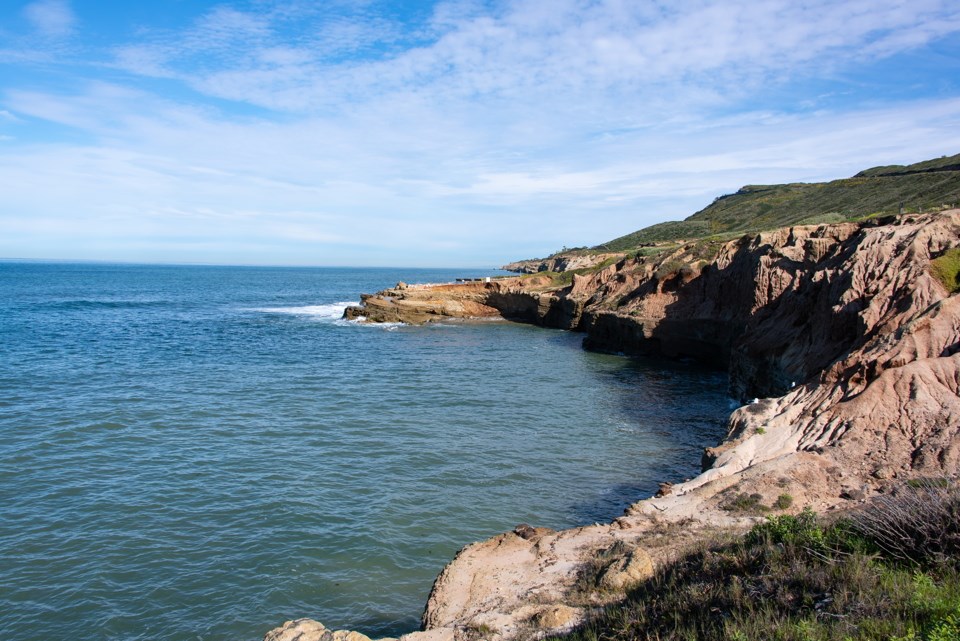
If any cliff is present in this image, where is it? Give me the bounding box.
[500,252,624,274]
[269,210,960,641]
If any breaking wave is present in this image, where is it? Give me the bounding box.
[253,301,358,320]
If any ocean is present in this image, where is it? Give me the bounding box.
[0,262,731,641]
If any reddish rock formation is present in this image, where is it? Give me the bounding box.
[410,212,960,640]
[501,252,624,274]
[276,211,960,641]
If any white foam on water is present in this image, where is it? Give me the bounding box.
[329,314,406,329]
[254,301,358,320]
[366,321,405,330]
[254,303,424,331]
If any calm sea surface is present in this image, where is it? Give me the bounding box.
[0,262,731,641]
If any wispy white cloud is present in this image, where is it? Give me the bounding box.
[1,0,960,265]
[2,82,959,264]
[22,0,75,38]
[104,0,960,118]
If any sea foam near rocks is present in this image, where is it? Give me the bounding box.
[254,302,359,320]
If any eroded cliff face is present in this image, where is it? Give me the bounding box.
[348,213,958,404]
[278,212,960,641]
[572,220,885,399]
[406,212,960,641]
[501,252,624,274]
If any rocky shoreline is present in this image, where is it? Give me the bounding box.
[267,211,960,641]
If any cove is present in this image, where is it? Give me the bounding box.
[0,263,731,640]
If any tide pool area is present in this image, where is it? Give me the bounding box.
[0,262,730,641]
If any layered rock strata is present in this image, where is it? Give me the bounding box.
[342,281,504,325]
[501,252,624,274]
[273,211,960,641]
[341,275,576,327]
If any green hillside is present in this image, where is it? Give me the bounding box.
[599,153,960,252]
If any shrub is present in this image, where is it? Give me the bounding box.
[550,495,960,641]
[721,492,768,514]
[909,477,952,489]
[930,248,960,293]
[746,508,822,548]
[654,259,686,280]
[850,479,960,566]
[774,493,794,510]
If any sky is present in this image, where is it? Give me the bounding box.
[1,1,959,267]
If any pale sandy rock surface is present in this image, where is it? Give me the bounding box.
[597,546,654,591]
[264,619,378,641]
[531,604,582,631]
[342,282,508,324]
[397,629,454,641]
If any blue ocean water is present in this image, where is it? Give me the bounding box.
[0,262,731,641]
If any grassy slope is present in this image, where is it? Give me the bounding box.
[599,153,960,252]
[553,483,960,641]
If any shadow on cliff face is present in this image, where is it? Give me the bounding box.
[723,235,865,399]
[581,225,875,401]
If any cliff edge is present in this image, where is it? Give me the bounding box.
[269,211,960,641]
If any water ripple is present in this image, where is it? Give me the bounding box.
[0,264,731,641]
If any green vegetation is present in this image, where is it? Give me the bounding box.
[466,622,496,639]
[930,248,960,294]
[598,153,960,252]
[720,492,769,514]
[909,478,953,489]
[553,482,960,641]
[608,220,713,249]
[774,493,794,510]
[855,154,960,177]
[634,244,680,258]
[655,259,689,281]
[519,256,622,287]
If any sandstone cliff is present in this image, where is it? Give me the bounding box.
[501,252,624,274]
[272,211,960,641]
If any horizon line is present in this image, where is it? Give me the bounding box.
[0,257,509,271]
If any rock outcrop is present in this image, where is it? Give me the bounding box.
[501,252,624,274]
[274,211,960,641]
[342,275,581,328]
[342,281,504,324]
[264,619,376,641]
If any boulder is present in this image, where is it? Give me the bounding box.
[263,619,375,641]
[597,547,655,591]
[531,604,581,631]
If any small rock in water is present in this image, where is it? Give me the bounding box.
[513,523,553,540]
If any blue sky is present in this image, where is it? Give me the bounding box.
[1,0,959,267]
